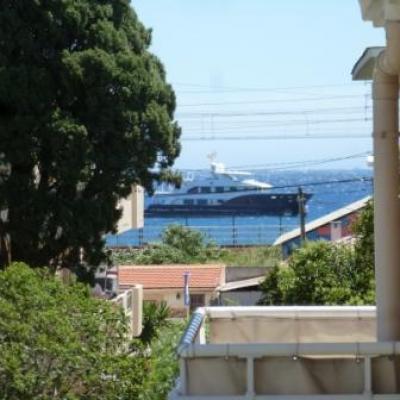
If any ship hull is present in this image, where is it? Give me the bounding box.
[145,193,312,217]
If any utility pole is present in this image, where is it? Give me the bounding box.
[297,187,306,243]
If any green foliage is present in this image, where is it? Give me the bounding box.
[139,322,183,400]
[259,205,376,306]
[0,262,183,399]
[259,239,375,306]
[113,224,224,264]
[0,1,180,276]
[162,225,208,257]
[140,301,171,345]
[257,265,286,305]
[0,262,137,399]
[218,245,281,267]
[351,200,375,293]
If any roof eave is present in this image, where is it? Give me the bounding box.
[352,46,384,81]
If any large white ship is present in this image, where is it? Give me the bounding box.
[145,161,312,217]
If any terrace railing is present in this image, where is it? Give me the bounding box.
[170,306,400,399]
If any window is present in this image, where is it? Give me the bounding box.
[197,199,208,205]
[183,199,194,205]
[126,292,132,309]
[201,187,211,193]
[216,187,224,193]
[190,294,205,312]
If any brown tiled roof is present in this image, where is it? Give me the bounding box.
[118,264,225,289]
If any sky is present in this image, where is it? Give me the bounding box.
[133,0,385,170]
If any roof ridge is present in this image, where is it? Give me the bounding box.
[118,264,225,269]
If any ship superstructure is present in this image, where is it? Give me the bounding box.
[145,162,312,217]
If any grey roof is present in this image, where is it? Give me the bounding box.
[218,276,265,292]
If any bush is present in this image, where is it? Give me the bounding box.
[0,263,182,399]
[259,240,375,306]
[0,263,143,399]
[351,200,374,294]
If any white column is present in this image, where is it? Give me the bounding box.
[373,66,400,340]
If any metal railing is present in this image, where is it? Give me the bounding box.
[106,223,296,247]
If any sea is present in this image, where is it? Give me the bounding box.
[106,169,373,247]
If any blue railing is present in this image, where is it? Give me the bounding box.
[106,223,296,247]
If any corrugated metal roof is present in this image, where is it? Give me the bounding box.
[274,196,371,246]
[118,264,225,290]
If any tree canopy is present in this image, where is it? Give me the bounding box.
[259,203,375,305]
[0,1,180,276]
[0,262,137,399]
[0,262,182,400]
[112,224,224,265]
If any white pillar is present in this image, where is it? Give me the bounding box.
[373,66,400,340]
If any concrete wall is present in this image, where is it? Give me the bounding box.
[220,291,262,306]
[209,316,376,344]
[225,267,269,282]
[116,185,144,233]
[186,356,365,396]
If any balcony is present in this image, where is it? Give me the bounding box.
[170,306,400,399]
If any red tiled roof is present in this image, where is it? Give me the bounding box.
[118,264,225,289]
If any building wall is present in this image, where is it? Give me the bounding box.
[282,211,360,257]
[116,185,144,233]
[226,267,269,282]
[220,291,262,306]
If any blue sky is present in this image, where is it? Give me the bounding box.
[134,0,385,170]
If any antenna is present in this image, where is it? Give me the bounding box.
[207,152,217,163]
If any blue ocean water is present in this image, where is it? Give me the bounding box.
[106,169,373,247]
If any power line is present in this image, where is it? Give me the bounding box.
[174,81,367,90]
[174,82,368,94]
[155,176,372,197]
[268,177,373,191]
[182,134,371,141]
[177,106,371,118]
[183,118,372,135]
[178,94,369,108]
[227,151,371,170]
[181,119,371,132]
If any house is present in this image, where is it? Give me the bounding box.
[169,1,400,398]
[274,196,371,257]
[218,276,265,305]
[118,264,225,316]
[217,266,270,306]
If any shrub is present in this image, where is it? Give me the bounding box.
[259,240,374,306]
[0,262,183,399]
[0,263,143,399]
